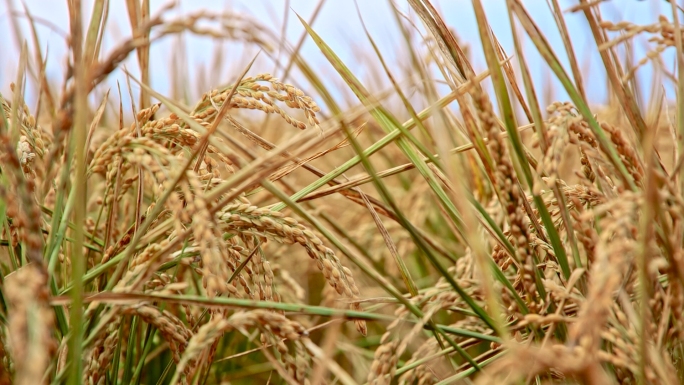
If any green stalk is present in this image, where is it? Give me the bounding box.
[67,0,87,382]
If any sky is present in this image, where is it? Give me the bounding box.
[0,0,677,115]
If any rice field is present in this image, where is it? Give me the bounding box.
[0,1,683,384]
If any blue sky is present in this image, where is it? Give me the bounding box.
[0,0,676,115]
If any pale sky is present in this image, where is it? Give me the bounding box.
[0,0,675,115]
